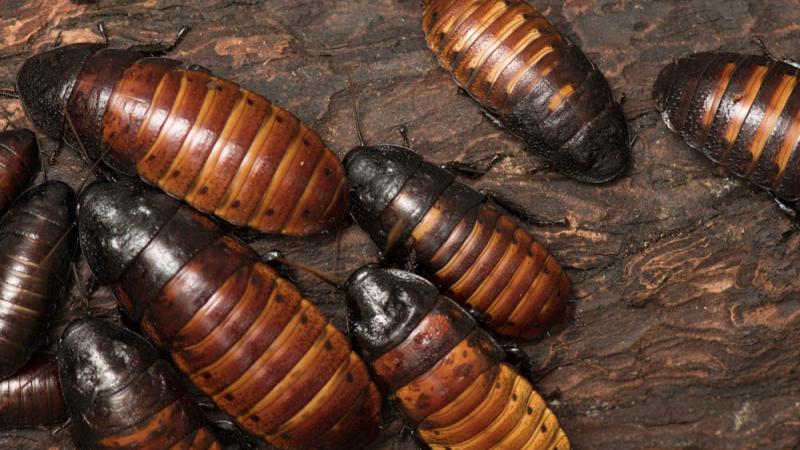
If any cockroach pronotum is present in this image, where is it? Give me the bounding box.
[16,42,349,236]
[0,129,40,212]
[58,319,222,449]
[0,181,77,378]
[0,356,65,428]
[420,0,630,183]
[345,143,569,339]
[346,266,570,450]
[654,51,800,201]
[78,181,381,450]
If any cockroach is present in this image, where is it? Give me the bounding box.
[654,51,800,202]
[345,143,570,339]
[346,266,571,450]
[0,181,77,378]
[16,41,349,236]
[58,319,222,449]
[0,129,40,212]
[78,181,381,450]
[0,356,65,428]
[420,0,629,183]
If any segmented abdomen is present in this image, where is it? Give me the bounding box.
[654,53,800,200]
[99,59,348,235]
[0,357,65,428]
[115,206,381,449]
[373,296,570,449]
[421,0,627,182]
[374,158,569,339]
[0,130,39,212]
[414,203,569,339]
[0,182,76,378]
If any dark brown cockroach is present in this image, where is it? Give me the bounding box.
[58,319,222,449]
[421,0,629,183]
[345,144,569,339]
[0,129,40,212]
[654,52,800,201]
[16,42,349,236]
[0,181,77,378]
[78,181,381,450]
[346,266,570,450]
[0,356,65,428]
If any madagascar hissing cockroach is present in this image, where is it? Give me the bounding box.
[78,181,381,450]
[16,42,349,236]
[654,52,800,201]
[0,129,40,212]
[345,144,569,339]
[0,356,65,428]
[0,181,77,378]
[420,0,630,183]
[58,319,222,449]
[346,266,570,450]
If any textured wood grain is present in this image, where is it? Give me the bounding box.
[1,0,799,449]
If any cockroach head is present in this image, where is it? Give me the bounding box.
[344,266,438,361]
[343,144,422,220]
[16,43,102,139]
[58,319,155,398]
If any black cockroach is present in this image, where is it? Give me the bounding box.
[0,129,40,213]
[16,39,349,236]
[0,181,77,378]
[78,181,382,449]
[654,50,800,201]
[421,0,629,183]
[0,355,65,428]
[58,319,222,449]
[345,140,570,339]
[346,266,570,449]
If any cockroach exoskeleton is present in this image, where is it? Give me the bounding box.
[0,355,65,429]
[58,319,223,449]
[654,50,800,204]
[345,142,570,340]
[78,181,381,450]
[16,39,349,236]
[346,266,571,450]
[0,181,77,378]
[0,129,40,213]
[420,0,630,183]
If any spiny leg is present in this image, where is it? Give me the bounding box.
[480,188,569,227]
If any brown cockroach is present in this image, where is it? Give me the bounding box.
[654,51,800,202]
[346,266,570,450]
[0,181,77,378]
[0,356,65,428]
[78,181,381,450]
[59,319,222,449]
[0,129,40,213]
[421,0,629,183]
[16,41,349,236]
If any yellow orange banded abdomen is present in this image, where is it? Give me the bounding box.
[100,60,348,236]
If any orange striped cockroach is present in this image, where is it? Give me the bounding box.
[654,49,800,203]
[420,0,630,183]
[346,266,571,450]
[345,136,570,339]
[59,319,222,449]
[78,181,382,449]
[16,37,349,236]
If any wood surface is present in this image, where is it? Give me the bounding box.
[0,0,799,449]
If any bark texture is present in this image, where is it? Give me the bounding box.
[0,0,799,449]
